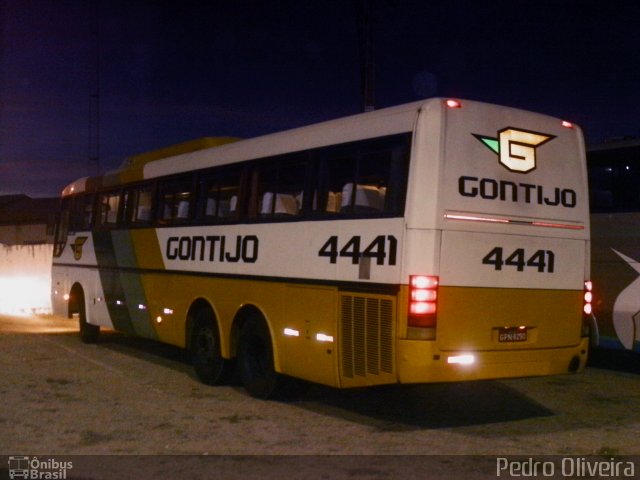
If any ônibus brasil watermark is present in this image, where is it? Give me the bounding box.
[8,456,73,479]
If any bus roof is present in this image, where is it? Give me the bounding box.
[588,137,640,152]
[60,98,574,196]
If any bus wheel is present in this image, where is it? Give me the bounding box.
[191,310,233,385]
[76,292,99,344]
[238,316,285,399]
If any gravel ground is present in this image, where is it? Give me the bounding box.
[1,314,639,478]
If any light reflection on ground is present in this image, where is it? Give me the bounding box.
[0,313,76,334]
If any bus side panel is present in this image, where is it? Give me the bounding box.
[281,285,339,387]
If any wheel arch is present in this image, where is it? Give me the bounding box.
[67,282,85,319]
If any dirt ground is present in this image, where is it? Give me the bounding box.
[1,314,639,479]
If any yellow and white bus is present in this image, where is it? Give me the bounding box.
[52,98,591,398]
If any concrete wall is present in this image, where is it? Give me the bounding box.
[0,244,53,314]
[0,223,53,245]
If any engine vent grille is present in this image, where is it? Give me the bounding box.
[341,295,394,381]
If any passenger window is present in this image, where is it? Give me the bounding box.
[158,177,194,224]
[199,169,242,222]
[123,184,154,225]
[98,191,121,225]
[254,158,307,219]
[316,135,409,216]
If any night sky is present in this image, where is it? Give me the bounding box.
[1,0,639,198]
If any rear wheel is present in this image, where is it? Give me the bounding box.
[191,309,234,385]
[238,316,307,399]
[238,316,283,399]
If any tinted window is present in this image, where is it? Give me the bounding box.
[97,191,121,226]
[198,168,242,222]
[253,157,308,219]
[123,184,154,225]
[158,176,194,224]
[314,134,410,217]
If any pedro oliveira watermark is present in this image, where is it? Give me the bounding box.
[496,457,636,478]
[8,456,73,479]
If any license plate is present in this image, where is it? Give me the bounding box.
[498,327,527,342]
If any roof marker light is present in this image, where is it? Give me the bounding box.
[445,99,462,108]
[561,120,574,128]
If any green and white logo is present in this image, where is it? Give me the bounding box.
[473,128,555,173]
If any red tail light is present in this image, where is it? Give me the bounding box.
[409,275,438,328]
[583,280,593,315]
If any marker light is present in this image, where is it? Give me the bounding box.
[447,354,475,365]
[561,120,574,128]
[445,99,462,109]
[408,275,438,328]
[316,333,334,343]
[284,328,300,337]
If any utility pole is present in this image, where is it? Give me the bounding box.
[356,0,375,112]
[89,1,101,177]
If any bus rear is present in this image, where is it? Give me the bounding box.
[398,99,590,383]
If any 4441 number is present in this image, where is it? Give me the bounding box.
[482,247,555,273]
[318,235,397,265]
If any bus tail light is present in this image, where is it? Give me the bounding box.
[583,280,593,316]
[408,275,438,328]
[582,280,593,339]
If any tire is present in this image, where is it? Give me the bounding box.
[238,316,284,399]
[191,309,234,385]
[76,291,99,344]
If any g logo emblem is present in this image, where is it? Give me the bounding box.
[70,236,88,261]
[474,128,555,173]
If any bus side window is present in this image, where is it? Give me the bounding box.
[318,154,355,215]
[158,176,194,224]
[198,169,242,222]
[253,157,307,219]
[123,184,154,225]
[53,198,70,257]
[316,135,409,217]
[97,191,121,226]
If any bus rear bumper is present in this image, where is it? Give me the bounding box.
[396,338,590,384]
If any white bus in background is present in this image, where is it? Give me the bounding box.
[588,139,640,355]
[51,98,591,399]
